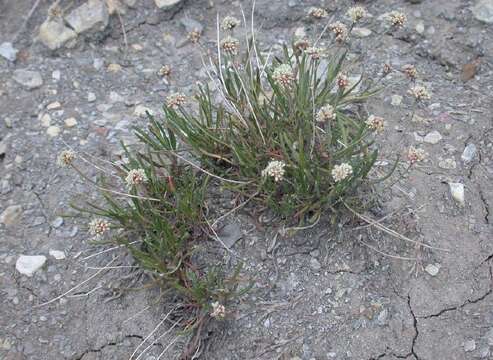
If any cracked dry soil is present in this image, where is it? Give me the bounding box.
[1,0,493,359]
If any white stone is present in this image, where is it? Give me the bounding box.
[461,143,477,162]
[47,126,61,137]
[109,91,124,103]
[154,0,182,9]
[65,0,109,34]
[472,0,493,24]
[415,21,425,34]
[449,182,465,206]
[52,70,61,81]
[40,113,51,127]
[391,95,402,106]
[49,250,66,260]
[87,92,97,102]
[438,158,456,170]
[352,27,372,37]
[0,205,22,226]
[13,69,43,90]
[39,19,77,50]
[16,255,46,277]
[47,101,62,110]
[425,264,440,276]
[464,339,476,352]
[134,105,154,117]
[64,117,78,127]
[0,42,18,62]
[424,130,442,144]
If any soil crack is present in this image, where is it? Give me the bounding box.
[74,334,154,360]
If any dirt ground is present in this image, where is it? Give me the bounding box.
[1,0,492,359]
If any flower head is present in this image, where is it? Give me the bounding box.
[221,16,240,31]
[210,301,226,319]
[365,115,385,133]
[408,85,431,101]
[308,7,328,19]
[220,36,240,55]
[125,168,148,187]
[347,6,367,22]
[332,163,353,182]
[388,11,407,28]
[305,47,326,60]
[158,65,171,77]
[272,64,295,87]
[89,218,110,238]
[187,30,201,43]
[316,104,336,122]
[166,92,186,109]
[337,74,349,89]
[329,21,348,43]
[402,64,417,80]
[262,160,286,182]
[57,149,76,167]
[383,63,392,76]
[294,38,311,53]
[407,146,426,164]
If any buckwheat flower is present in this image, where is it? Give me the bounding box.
[125,168,148,187]
[221,16,240,31]
[294,38,311,53]
[166,92,186,109]
[158,64,171,77]
[402,64,417,80]
[210,301,226,319]
[332,163,353,182]
[383,63,392,75]
[365,115,385,133]
[329,21,348,43]
[408,85,431,101]
[337,74,349,89]
[187,30,201,43]
[316,104,336,122]
[347,6,367,22]
[57,149,76,167]
[308,7,328,19]
[272,64,295,87]
[388,11,407,28]
[220,36,240,55]
[261,160,286,182]
[407,146,426,164]
[305,47,326,60]
[89,218,110,238]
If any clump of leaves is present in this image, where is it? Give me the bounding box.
[155,31,393,224]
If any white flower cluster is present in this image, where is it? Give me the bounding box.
[337,74,349,88]
[402,64,417,79]
[262,160,286,182]
[316,104,336,122]
[221,16,240,31]
[365,115,385,133]
[305,47,326,60]
[407,146,426,163]
[166,92,186,109]
[220,36,240,55]
[408,85,431,101]
[329,21,348,43]
[210,301,226,318]
[308,7,328,19]
[57,149,76,167]
[388,11,407,27]
[347,6,367,22]
[332,163,353,182]
[89,218,110,238]
[125,168,148,187]
[272,64,295,87]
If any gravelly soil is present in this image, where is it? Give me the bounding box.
[1,0,492,359]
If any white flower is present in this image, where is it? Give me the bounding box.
[89,218,110,238]
[337,74,349,88]
[210,301,226,318]
[158,64,171,77]
[407,146,426,163]
[388,11,407,27]
[408,85,431,101]
[365,115,385,132]
[305,47,326,60]
[332,163,353,182]
[262,160,286,182]
[57,149,76,167]
[347,6,367,22]
[316,104,336,122]
[272,64,295,87]
[220,36,240,55]
[329,21,348,43]
[402,64,417,79]
[187,30,201,43]
[221,16,240,30]
[125,168,148,187]
[166,92,186,109]
[308,7,328,19]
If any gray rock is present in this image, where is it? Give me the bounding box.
[472,0,493,24]
[310,258,321,271]
[51,217,64,228]
[377,309,388,325]
[424,130,442,144]
[352,27,372,38]
[49,250,66,260]
[65,0,109,34]
[16,255,47,276]
[449,182,465,206]
[461,143,477,162]
[218,223,243,248]
[425,264,440,276]
[0,42,18,62]
[485,328,493,346]
[180,17,204,34]
[39,19,77,50]
[13,69,43,90]
[0,205,22,226]
[154,0,183,9]
[464,339,476,352]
